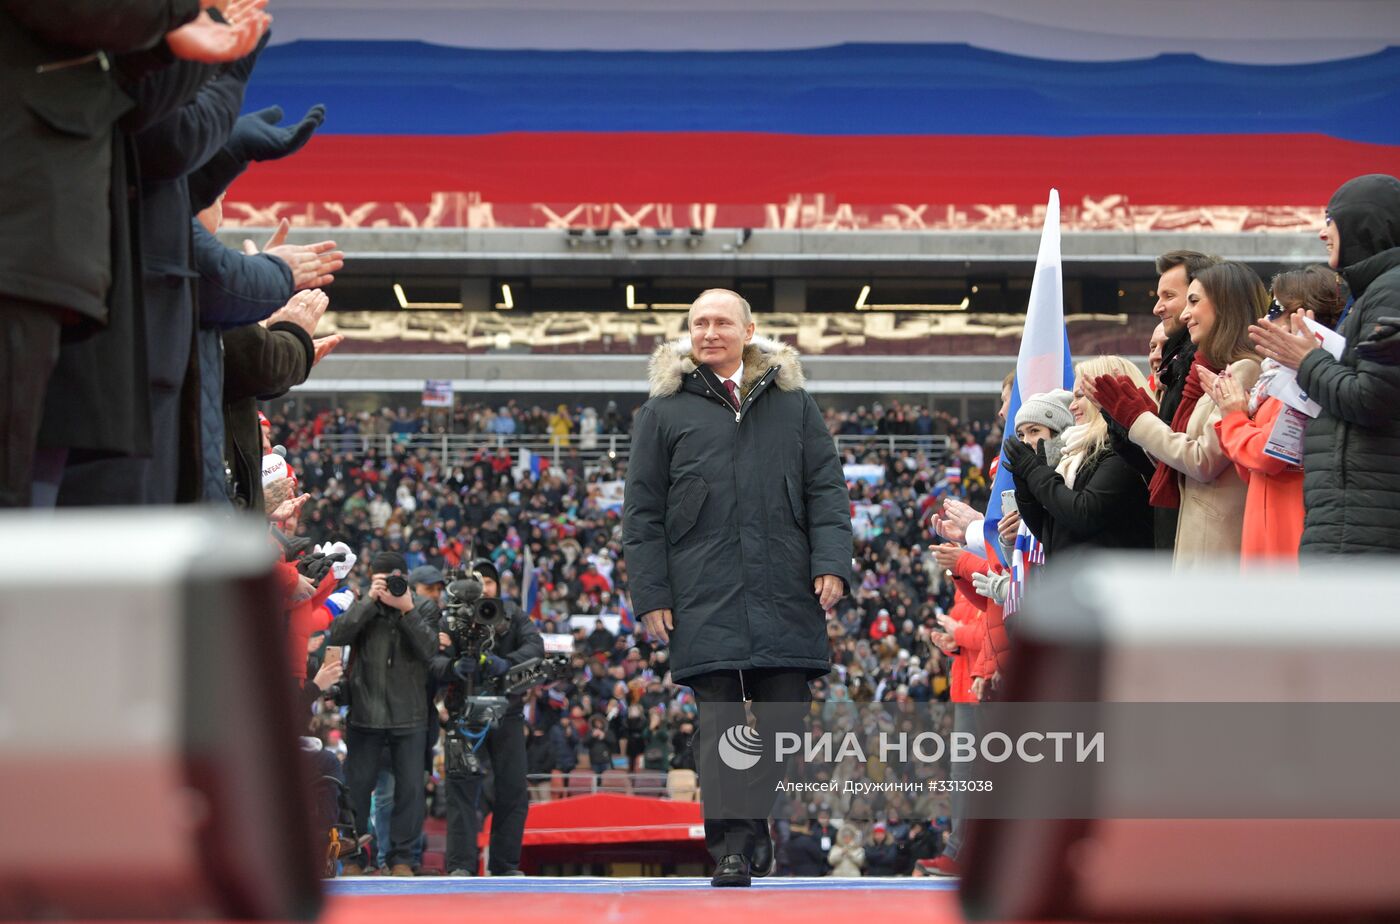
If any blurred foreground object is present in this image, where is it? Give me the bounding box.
[961,555,1400,921]
[0,511,321,919]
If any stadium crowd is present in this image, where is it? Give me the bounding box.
[4,1,1400,882]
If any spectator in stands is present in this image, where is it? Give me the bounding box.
[781,812,831,876]
[1209,267,1346,565]
[1251,174,1400,556]
[827,824,866,877]
[864,823,900,877]
[1004,361,1155,556]
[1092,262,1266,567]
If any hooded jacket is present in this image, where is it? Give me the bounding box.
[623,337,852,682]
[1296,174,1400,555]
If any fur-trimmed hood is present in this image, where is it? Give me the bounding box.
[647,335,806,398]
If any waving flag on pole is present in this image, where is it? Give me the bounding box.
[982,189,1075,591]
[521,545,541,621]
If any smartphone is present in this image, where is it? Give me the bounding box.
[1001,489,1018,515]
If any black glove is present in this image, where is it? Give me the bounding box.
[229,104,326,163]
[482,653,510,678]
[296,551,345,583]
[452,657,481,681]
[1104,415,1157,479]
[272,528,315,562]
[1355,316,1400,365]
[1001,437,1044,479]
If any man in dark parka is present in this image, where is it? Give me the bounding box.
[623,288,852,887]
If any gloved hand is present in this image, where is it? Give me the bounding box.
[971,571,1011,605]
[228,104,327,163]
[481,653,510,678]
[1001,436,1048,479]
[1104,414,1156,478]
[315,541,357,580]
[296,551,345,583]
[452,657,480,681]
[273,528,315,561]
[1356,316,1400,365]
[1091,374,1157,429]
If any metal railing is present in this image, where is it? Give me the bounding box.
[310,432,951,465]
[524,770,683,803]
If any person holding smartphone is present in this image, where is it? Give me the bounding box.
[1002,364,1156,558]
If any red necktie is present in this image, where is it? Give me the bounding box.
[723,379,740,410]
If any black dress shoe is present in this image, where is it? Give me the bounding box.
[711,854,752,888]
[750,825,774,878]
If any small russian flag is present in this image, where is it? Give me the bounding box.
[619,593,636,633]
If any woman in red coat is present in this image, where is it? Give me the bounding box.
[1204,266,1346,566]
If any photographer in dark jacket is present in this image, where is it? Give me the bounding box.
[326,551,437,876]
[433,559,543,876]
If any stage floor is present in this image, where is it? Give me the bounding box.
[323,877,960,924]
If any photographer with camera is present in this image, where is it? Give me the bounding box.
[435,558,543,876]
[326,551,438,876]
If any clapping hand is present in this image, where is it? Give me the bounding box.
[1249,311,1318,370]
[1197,366,1248,416]
[246,221,344,291]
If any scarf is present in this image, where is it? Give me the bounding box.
[1148,353,1218,508]
[1055,423,1094,489]
[1249,358,1283,416]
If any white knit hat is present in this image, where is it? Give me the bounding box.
[1015,389,1074,435]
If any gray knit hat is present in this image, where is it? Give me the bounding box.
[1014,389,1075,435]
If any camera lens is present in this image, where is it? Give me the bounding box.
[386,575,409,597]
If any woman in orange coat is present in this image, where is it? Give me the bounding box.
[1203,265,1346,566]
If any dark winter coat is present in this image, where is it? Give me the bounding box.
[327,593,439,731]
[1297,175,1400,555]
[1012,445,1154,556]
[192,225,294,502]
[863,838,901,877]
[782,827,830,876]
[52,66,250,504]
[623,337,853,682]
[0,0,198,322]
[222,320,314,512]
[33,44,217,458]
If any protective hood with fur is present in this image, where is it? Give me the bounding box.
[646,335,806,398]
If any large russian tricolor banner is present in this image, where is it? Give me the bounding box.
[223,0,1400,230]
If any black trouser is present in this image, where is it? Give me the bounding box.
[446,711,529,873]
[344,724,427,867]
[0,302,62,507]
[689,668,812,863]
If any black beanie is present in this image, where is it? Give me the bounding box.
[370,551,408,574]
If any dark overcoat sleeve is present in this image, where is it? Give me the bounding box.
[800,391,854,591]
[622,403,673,617]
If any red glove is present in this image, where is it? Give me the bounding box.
[1091,374,1157,429]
